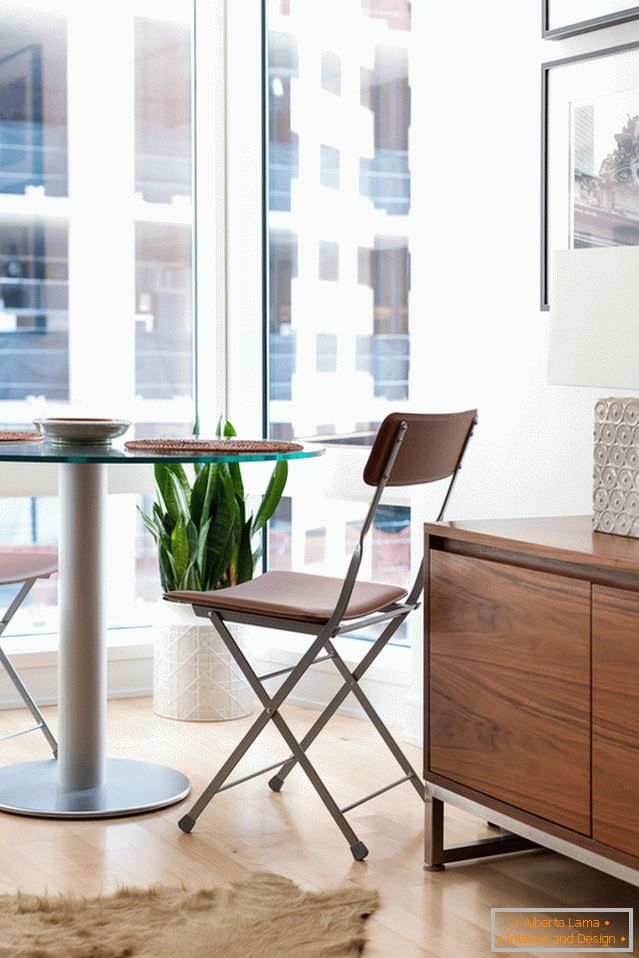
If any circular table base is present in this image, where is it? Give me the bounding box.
[0,758,191,818]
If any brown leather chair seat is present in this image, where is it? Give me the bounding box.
[167,570,407,623]
[0,549,57,586]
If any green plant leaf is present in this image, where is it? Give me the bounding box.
[153,500,174,536]
[158,541,177,593]
[196,517,211,575]
[186,518,198,557]
[147,415,282,596]
[204,467,239,589]
[191,463,217,529]
[252,459,288,535]
[168,469,191,523]
[228,503,243,585]
[154,463,190,523]
[229,463,244,501]
[223,419,244,500]
[236,518,254,583]
[171,519,191,588]
[184,560,202,591]
[137,506,160,544]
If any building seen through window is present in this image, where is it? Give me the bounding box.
[267,0,413,643]
[0,3,194,641]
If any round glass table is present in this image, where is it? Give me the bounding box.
[0,438,323,818]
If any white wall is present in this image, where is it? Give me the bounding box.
[399,7,639,747]
[409,4,639,524]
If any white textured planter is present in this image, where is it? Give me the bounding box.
[153,602,254,721]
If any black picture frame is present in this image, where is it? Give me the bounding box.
[542,2,639,39]
[541,39,639,310]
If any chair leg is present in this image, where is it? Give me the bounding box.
[0,648,58,758]
[269,709,368,860]
[328,643,425,800]
[268,682,347,792]
[269,613,409,792]
[270,623,424,802]
[0,579,58,758]
[178,613,370,859]
[179,613,336,830]
[178,706,274,830]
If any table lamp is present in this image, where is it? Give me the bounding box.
[548,246,639,538]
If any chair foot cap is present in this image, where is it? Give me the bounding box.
[268,776,284,792]
[424,863,445,872]
[178,814,195,833]
[350,841,369,861]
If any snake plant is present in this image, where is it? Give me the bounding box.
[138,420,288,593]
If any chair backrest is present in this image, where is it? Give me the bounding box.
[362,410,477,487]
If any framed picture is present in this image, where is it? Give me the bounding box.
[0,44,43,194]
[543,2,639,38]
[542,40,639,310]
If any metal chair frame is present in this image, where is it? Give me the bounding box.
[177,414,476,860]
[0,576,57,756]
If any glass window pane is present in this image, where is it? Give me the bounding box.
[0,11,68,198]
[135,18,191,205]
[318,240,338,281]
[0,4,195,652]
[321,51,341,96]
[0,5,194,423]
[0,216,68,398]
[267,0,411,437]
[0,494,162,647]
[266,0,413,610]
[135,222,192,401]
[319,143,339,188]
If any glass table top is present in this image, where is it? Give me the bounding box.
[0,435,324,465]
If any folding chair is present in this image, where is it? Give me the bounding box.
[0,550,58,756]
[167,410,477,860]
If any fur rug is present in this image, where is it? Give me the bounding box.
[0,871,379,957]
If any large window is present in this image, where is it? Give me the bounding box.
[265,0,413,643]
[0,4,193,422]
[0,2,195,642]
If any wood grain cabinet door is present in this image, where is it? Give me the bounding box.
[593,585,639,856]
[428,552,591,834]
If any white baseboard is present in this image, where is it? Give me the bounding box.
[0,645,153,710]
[0,641,419,747]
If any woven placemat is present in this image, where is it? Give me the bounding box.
[0,432,44,443]
[124,438,304,453]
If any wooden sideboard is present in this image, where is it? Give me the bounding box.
[424,515,639,884]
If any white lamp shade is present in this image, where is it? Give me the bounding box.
[548,246,639,390]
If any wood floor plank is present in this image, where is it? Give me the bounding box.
[0,698,636,955]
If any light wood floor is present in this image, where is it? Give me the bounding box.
[0,698,636,957]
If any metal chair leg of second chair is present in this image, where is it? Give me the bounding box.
[0,562,58,756]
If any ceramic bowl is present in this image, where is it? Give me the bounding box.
[33,418,131,446]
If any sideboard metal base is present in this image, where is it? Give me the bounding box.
[424,789,539,870]
[425,783,639,887]
[0,758,191,818]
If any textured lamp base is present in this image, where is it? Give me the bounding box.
[593,397,639,538]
